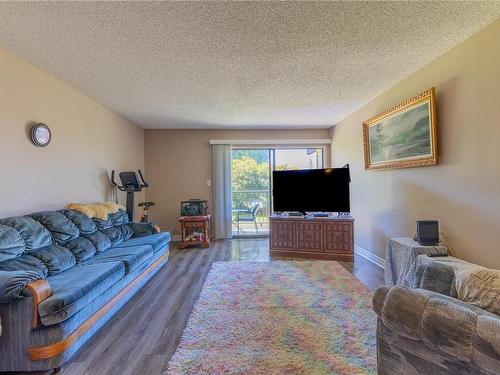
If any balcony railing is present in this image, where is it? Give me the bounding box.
[232,190,270,236]
[232,190,270,220]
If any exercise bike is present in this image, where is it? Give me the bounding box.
[111,170,155,222]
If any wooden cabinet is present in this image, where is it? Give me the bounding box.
[269,216,354,261]
[178,215,211,249]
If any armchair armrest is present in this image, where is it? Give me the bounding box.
[373,286,500,373]
[25,279,52,328]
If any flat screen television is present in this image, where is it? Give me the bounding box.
[272,167,350,214]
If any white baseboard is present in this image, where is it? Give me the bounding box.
[354,245,385,269]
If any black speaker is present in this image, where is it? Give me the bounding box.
[416,220,439,245]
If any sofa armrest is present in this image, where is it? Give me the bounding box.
[0,270,45,302]
[373,286,500,373]
[127,222,160,238]
[25,279,52,328]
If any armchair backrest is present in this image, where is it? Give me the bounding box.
[250,203,261,216]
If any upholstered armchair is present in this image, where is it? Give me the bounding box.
[373,263,500,375]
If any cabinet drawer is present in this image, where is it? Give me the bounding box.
[297,230,323,251]
[270,221,296,249]
[296,222,323,251]
[324,222,353,253]
[297,222,322,232]
[184,221,205,228]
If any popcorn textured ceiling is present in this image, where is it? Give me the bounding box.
[0,2,498,129]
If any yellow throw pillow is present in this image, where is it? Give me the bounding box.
[66,202,125,221]
[67,203,97,218]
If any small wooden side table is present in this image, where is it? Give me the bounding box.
[385,238,448,287]
[178,215,211,249]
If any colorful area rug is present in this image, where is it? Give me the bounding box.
[165,261,376,375]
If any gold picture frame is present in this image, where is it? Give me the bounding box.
[363,87,437,170]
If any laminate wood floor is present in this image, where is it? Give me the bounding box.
[13,239,384,375]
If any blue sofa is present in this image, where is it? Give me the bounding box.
[0,208,171,372]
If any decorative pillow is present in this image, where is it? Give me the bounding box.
[0,270,46,303]
[0,254,49,278]
[0,224,25,262]
[30,211,80,244]
[59,209,97,235]
[31,245,76,275]
[0,217,52,251]
[63,237,96,263]
[455,265,500,315]
[82,231,112,253]
[66,202,125,220]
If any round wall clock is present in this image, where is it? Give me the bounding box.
[31,123,51,147]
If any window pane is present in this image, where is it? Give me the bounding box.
[274,148,323,170]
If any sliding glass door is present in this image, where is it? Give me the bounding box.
[231,150,271,237]
[231,147,324,237]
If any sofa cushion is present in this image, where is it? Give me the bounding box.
[118,232,171,253]
[82,231,112,253]
[0,254,49,277]
[0,224,25,261]
[39,261,125,326]
[30,211,80,245]
[31,245,76,275]
[83,245,153,274]
[0,217,52,251]
[109,209,129,226]
[102,225,133,247]
[455,266,500,315]
[59,209,97,234]
[64,237,96,263]
[93,217,113,231]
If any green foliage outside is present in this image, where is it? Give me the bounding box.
[231,151,295,220]
[232,155,269,214]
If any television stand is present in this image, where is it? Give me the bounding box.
[269,214,354,261]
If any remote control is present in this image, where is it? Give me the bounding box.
[427,253,448,257]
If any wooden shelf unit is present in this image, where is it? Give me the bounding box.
[269,215,354,261]
[178,215,211,249]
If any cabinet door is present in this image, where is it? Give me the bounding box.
[270,220,296,249]
[324,222,353,253]
[296,222,323,251]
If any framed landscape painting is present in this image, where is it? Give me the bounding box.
[363,87,437,170]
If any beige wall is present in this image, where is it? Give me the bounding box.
[145,129,330,234]
[0,47,145,218]
[331,20,500,268]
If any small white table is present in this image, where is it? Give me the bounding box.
[385,238,448,287]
